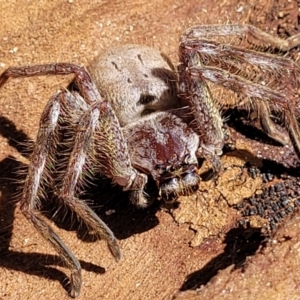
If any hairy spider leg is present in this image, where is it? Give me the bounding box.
[0,64,124,297]
[17,92,84,297]
[179,26,300,160]
[0,63,152,295]
[181,37,300,145]
[190,65,300,158]
[181,24,300,51]
[91,101,149,207]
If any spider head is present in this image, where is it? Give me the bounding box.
[125,111,201,203]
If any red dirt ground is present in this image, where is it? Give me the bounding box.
[1,1,300,299]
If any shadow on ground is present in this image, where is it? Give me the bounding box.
[0,115,160,294]
[180,225,265,291]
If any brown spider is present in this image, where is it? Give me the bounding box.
[1,24,300,297]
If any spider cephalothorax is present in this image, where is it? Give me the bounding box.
[1,25,300,297]
[123,111,200,201]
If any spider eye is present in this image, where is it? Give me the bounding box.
[138,94,156,105]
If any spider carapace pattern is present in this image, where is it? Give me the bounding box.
[1,25,300,297]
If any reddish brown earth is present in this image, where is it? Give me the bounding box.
[1,0,300,299]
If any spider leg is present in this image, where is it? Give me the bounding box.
[56,99,122,256]
[180,38,300,100]
[19,92,83,298]
[180,25,300,147]
[56,101,148,259]
[189,65,290,109]
[181,24,300,51]
[189,65,300,158]
[0,63,101,104]
[0,63,151,204]
[92,101,149,207]
[286,108,300,158]
[255,101,289,145]
[179,64,223,176]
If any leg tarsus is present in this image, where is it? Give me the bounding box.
[21,209,82,297]
[58,194,121,261]
[123,173,148,207]
[256,101,289,145]
[129,189,148,208]
[197,146,222,179]
[286,108,300,159]
[70,269,82,298]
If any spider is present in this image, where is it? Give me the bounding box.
[1,24,300,297]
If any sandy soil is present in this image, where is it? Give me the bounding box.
[1,0,300,299]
